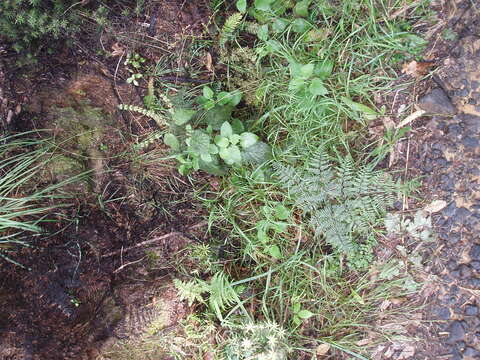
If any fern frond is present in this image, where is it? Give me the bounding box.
[118,104,166,127]
[275,145,396,256]
[208,271,238,320]
[220,12,243,46]
[173,278,209,307]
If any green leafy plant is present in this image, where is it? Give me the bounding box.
[254,203,291,260]
[274,146,396,256]
[164,87,271,175]
[124,53,146,86]
[291,301,314,326]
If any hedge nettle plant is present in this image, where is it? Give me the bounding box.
[164,87,271,175]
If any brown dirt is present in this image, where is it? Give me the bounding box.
[0,1,213,359]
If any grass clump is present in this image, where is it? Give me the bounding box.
[0,132,87,268]
[107,0,429,358]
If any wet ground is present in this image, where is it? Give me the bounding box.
[391,1,480,358]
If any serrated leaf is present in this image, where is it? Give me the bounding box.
[164,133,180,151]
[297,309,314,319]
[172,109,196,125]
[215,135,229,148]
[220,122,233,138]
[203,86,214,99]
[188,130,211,155]
[201,153,213,162]
[300,63,315,78]
[242,141,272,165]
[219,145,242,165]
[240,132,259,148]
[314,60,334,79]
[230,134,241,145]
[236,0,247,12]
[204,105,233,129]
[309,78,328,96]
[289,78,306,91]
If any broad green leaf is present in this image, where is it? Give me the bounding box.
[230,134,241,145]
[292,302,301,313]
[236,0,247,13]
[203,86,214,99]
[289,61,303,78]
[272,18,289,33]
[219,145,242,165]
[214,135,229,148]
[172,109,196,125]
[164,133,180,151]
[314,60,334,79]
[204,105,233,129]
[242,141,272,165]
[200,153,213,162]
[254,0,273,11]
[341,97,379,120]
[274,204,290,220]
[291,18,311,33]
[231,118,245,133]
[270,221,288,233]
[217,91,232,105]
[288,78,306,91]
[267,244,282,259]
[300,63,315,78]
[220,122,233,138]
[257,24,269,41]
[229,91,243,107]
[188,130,211,155]
[309,78,328,96]
[240,132,259,148]
[208,144,219,154]
[294,0,311,17]
[297,309,314,319]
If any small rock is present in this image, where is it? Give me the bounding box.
[447,321,465,344]
[454,207,472,225]
[470,245,480,259]
[464,347,480,357]
[465,305,478,316]
[470,261,480,270]
[462,136,479,147]
[418,88,456,115]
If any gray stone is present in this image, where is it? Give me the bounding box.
[447,321,465,343]
[465,305,478,316]
[464,347,480,357]
[418,88,456,115]
[470,244,480,259]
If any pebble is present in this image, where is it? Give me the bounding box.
[447,321,465,344]
[417,88,456,115]
[470,245,480,259]
[464,305,478,316]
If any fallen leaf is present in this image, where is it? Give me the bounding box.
[316,343,330,356]
[396,109,426,128]
[206,52,213,72]
[402,60,434,78]
[424,199,447,213]
[111,42,124,57]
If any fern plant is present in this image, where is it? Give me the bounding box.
[274,147,396,257]
[174,271,242,320]
[220,12,243,46]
